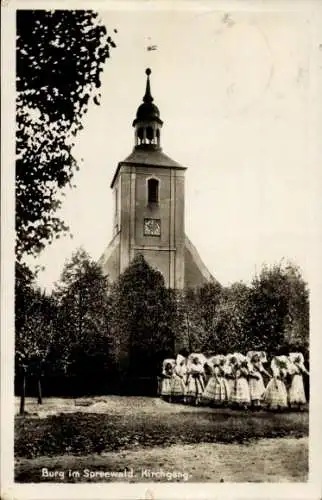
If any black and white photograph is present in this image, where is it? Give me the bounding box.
[1,1,322,499]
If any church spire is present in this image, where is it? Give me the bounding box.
[133,68,163,149]
[143,68,153,103]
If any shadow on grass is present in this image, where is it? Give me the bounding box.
[15,408,309,459]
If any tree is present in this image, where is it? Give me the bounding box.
[16,10,117,258]
[174,288,202,353]
[109,255,177,381]
[176,281,249,355]
[15,262,37,334]
[53,248,111,388]
[175,286,217,353]
[247,262,309,355]
[194,281,223,351]
[15,262,57,414]
[213,282,250,353]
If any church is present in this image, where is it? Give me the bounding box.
[99,69,213,289]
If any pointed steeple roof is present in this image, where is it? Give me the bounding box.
[133,68,163,126]
[143,68,153,103]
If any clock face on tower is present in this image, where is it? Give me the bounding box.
[144,218,161,236]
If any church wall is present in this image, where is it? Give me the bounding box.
[100,165,212,290]
[174,172,185,289]
[112,176,121,236]
[101,239,120,284]
[132,248,173,287]
[119,167,132,273]
[134,167,173,248]
[184,244,209,289]
[132,166,185,289]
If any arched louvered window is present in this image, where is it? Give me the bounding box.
[146,126,154,143]
[148,178,159,204]
[137,127,144,144]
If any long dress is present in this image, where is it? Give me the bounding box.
[230,366,251,406]
[202,365,229,405]
[288,364,307,405]
[263,368,288,409]
[248,361,266,405]
[160,376,172,397]
[160,360,175,400]
[186,367,205,404]
[170,361,187,402]
[171,373,186,399]
[223,362,235,402]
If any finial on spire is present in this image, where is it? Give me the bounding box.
[143,68,153,103]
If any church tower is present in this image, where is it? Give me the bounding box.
[99,69,213,289]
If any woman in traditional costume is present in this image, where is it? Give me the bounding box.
[288,352,309,410]
[219,355,231,406]
[229,353,251,409]
[160,358,175,402]
[202,354,229,407]
[203,354,214,387]
[186,353,206,405]
[223,353,235,403]
[259,351,268,364]
[263,355,289,411]
[247,351,270,410]
[170,354,187,404]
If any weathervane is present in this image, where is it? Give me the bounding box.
[146,36,157,52]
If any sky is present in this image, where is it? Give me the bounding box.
[23,4,321,291]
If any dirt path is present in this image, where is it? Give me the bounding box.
[15,396,309,419]
[15,437,308,483]
[16,396,219,418]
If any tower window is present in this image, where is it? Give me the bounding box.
[137,127,144,145]
[148,178,159,204]
[146,126,154,142]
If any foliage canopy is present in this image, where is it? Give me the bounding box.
[16,10,116,258]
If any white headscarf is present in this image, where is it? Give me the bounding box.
[221,355,232,376]
[247,351,263,370]
[288,352,308,375]
[289,352,304,364]
[271,355,290,377]
[260,351,268,363]
[162,358,175,377]
[218,354,226,366]
[174,353,187,377]
[207,355,220,367]
[226,353,234,364]
[176,354,185,365]
[187,353,206,375]
[233,352,248,366]
[205,355,227,375]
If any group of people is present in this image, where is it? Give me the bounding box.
[159,351,309,411]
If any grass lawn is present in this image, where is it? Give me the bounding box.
[14,396,309,483]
